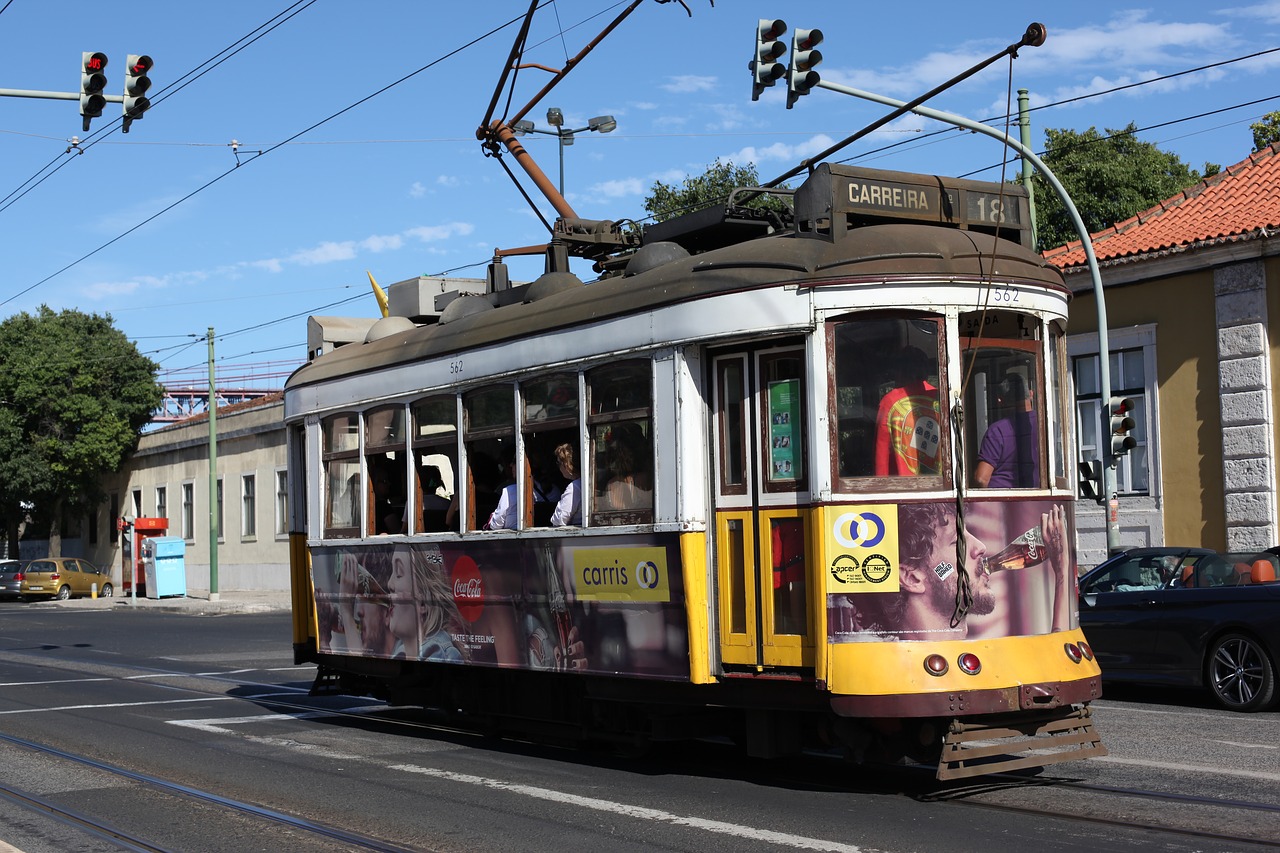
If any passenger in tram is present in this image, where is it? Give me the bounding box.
[418,464,453,532]
[485,451,519,530]
[873,346,941,476]
[973,373,1040,488]
[603,422,653,510]
[550,442,582,526]
[368,454,406,534]
[387,544,466,662]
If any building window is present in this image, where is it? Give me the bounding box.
[155,486,167,524]
[132,488,143,518]
[216,478,225,542]
[241,474,256,538]
[1070,330,1155,497]
[181,482,194,540]
[110,493,119,544]
[275,469,288,537]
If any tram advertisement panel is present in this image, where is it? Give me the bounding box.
[311,534,689,679]
[825,498,1076,642]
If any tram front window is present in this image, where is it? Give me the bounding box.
[831,316,944,483]
[588,361,653,523]
[960,310,1046,490]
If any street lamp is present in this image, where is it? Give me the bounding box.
[511,107,617,195]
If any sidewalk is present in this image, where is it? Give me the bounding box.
[52,588,292,615]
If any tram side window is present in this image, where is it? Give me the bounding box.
[464,385,516,531]
[323,412,360,537]
[365,405,408,534]
[522,373,579,527]
[412,395,459,533]
[588,361,653,524]
[831,315,945,484]
[960,309,1046,490]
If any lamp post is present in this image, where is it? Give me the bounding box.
[512,107,617,195]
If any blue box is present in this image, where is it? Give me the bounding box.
[143,536,186,599]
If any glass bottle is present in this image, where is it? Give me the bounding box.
[983,525,1046,572]
[545,557,575,670]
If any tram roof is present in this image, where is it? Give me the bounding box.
[286,166,1065,393]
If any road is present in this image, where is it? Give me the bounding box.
[0,605,1277,852]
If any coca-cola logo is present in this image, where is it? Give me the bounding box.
[451,555,484,623]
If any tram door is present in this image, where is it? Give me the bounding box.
[711,347,813,669]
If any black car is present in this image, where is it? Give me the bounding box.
[0,559,21,599]
[1078,546,1280,712]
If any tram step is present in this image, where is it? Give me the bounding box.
[936,707,1108,781]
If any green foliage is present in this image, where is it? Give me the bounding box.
[0,307,162,553]
[643,158,789,223]
[1251,111,1280,152]
[1031,123,1206,251]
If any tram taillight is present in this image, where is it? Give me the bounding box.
[1064,643,1083,663]
[923,654,949,676]
[957,653,982,675]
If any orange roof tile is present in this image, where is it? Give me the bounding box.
[1043,142,1280,271]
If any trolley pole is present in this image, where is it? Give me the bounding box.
[207,327,219,601]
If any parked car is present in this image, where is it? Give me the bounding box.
[18,557,114,601]
[0,560,23,599]
[1078,547,1280,712]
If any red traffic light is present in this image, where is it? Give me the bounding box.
[83,51,108,73]
[758,19,786,41]
[129,55,153,75]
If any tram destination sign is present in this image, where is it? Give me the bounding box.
[798,163,1032,245]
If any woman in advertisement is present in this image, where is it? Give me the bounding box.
[387,545,468,662]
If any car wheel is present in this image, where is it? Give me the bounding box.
[55,584,71,601]
[1208,632,1277,712]
[101,583,113,598]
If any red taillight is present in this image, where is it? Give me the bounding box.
[957,653,982,675]
[1078,641,1094,661]
[13,572,22,581]
[49,573,60,581]
[923,654,949,676]
[1064,642,1083,663]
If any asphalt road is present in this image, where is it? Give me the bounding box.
[0,605,1277,853]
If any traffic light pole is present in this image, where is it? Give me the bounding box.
[813,73,1124,554]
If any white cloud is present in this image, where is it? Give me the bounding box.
[436,175,460,187]
[724,134,838,167]
[661,75,716,94]
[409,181,428,198]
[589,178,645,198]
[1224,2,1280,24]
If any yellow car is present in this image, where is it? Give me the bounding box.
[19,557,114,600]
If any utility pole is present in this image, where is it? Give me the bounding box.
[207,327,219,601]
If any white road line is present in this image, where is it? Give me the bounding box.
[390,764,866,853]
[0,697,234,715]
[1211,740,1278,750]
[0,677,113,687]
[1094,755,1280,782]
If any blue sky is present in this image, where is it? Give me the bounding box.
[2,1,1278,386]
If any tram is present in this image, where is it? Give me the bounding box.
[284,160,1106,780]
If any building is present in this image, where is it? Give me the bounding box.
[86,393,290,592]
[1046,143,1280,566]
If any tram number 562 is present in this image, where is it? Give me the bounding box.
[985,285,1019,304]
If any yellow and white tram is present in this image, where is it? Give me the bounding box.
[284,163,1105,779]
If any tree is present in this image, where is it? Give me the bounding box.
[1251,111,1280,152]
[643,158,790,223]
[1031,123,1211,251]
[0,307,162,556]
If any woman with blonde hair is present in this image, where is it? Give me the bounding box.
[387,545,467,662]
[550,442,581,526]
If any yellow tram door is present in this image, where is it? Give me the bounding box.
[711,348,814,670]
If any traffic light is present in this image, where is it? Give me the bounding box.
[786,28,823,109]
[1078,459,1103,505]
[751,19,787,102]
[80,51,108,131]
[1108,396,1137,457]
[122,54,153,133]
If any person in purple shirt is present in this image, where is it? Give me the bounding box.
[974,373,1040,488]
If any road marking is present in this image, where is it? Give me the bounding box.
[390,763,866,852]
[1094,755,1280,782]
[0,697,234,715]
[0,677,113,687]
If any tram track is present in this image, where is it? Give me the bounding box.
[0,730,425,853]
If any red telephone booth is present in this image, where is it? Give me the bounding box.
[121,517,168,595]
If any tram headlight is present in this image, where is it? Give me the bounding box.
[957,653,982,675]
[923,654,949,676]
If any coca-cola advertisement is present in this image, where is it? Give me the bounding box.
[825,498,1077,642]
[311,533,689,678]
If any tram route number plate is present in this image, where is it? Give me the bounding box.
[840,177,1024,228]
